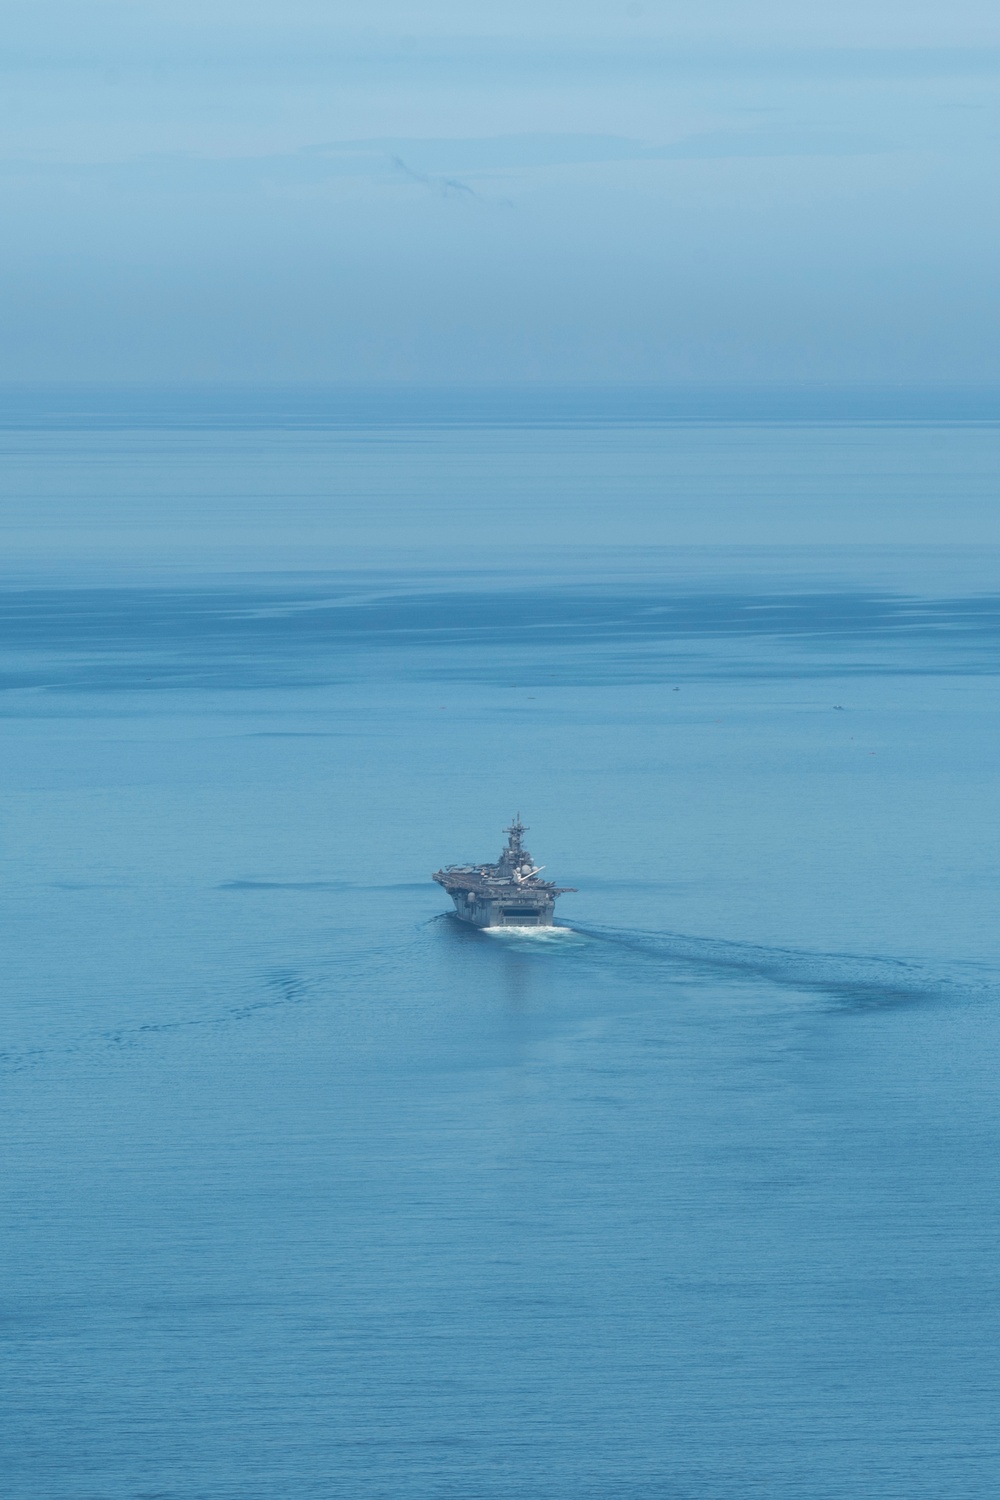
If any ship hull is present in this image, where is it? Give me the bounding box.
[448,892,556,928]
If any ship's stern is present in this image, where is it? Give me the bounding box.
[447,889,555,927]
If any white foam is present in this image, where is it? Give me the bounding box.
[483,924,582,944]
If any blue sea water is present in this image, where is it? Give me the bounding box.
[2,406,1000,1498]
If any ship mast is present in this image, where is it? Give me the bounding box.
[503,813,528,861]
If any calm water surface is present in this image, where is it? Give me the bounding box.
[2,416,999,1497]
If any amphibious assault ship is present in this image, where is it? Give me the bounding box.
[433,815,575,928]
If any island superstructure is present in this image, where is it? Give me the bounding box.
[433,815,575,928]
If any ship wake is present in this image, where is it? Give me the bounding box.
[565,922,1000,1010]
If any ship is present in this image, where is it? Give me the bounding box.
[433,815,576,928]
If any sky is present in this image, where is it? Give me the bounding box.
[2,0,999,387]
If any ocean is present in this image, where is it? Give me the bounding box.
[2,401,999,1497]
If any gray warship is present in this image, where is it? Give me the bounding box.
[433,815,575,928]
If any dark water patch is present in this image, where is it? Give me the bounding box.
[219,879,355,891]
[46,880,124,890]
[1,583,999,691]
[219,879,427,891]
[3,383,1000,430]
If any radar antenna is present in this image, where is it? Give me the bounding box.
[503,813,528,859]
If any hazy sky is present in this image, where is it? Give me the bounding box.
[3,0,999,385]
